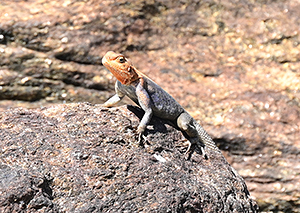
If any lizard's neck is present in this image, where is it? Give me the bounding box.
[129,68,149,86]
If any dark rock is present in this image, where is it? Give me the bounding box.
[0,103,258,212]
[0,165,55,212]
[0,0,300,211]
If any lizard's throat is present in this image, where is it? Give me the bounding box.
[109,68,139,85]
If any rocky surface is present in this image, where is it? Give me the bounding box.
[0,103,258,212]
[0,0,300,212]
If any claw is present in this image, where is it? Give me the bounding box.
[138,132,143,145]
[137,132,148,147]
[200,146,208,160]
[184,141,192,155]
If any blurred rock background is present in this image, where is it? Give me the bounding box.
[0,0,299,212]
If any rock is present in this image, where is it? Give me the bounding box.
[0,0,300,211]
[0,103,258,212]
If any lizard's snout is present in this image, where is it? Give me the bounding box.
[101,55,107,66]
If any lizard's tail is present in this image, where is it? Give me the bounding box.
[194,121,220,152]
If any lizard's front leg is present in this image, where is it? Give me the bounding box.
[136,81,153,134]
[102,81,125,107]
[102,94,123,107]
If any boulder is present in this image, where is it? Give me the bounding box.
[0,103,258,212]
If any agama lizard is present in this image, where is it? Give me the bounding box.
[102,51,219,158]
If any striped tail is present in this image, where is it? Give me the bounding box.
[194,121,220,152]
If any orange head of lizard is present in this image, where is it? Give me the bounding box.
[102,51,139,85]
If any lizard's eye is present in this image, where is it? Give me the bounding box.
[118,57,126,63]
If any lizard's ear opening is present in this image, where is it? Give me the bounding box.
[128,66,133,73]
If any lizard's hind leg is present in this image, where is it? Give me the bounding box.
[177,112,199,138]
[177,112,207,158]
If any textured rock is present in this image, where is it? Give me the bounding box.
[0,0,300,212]
[0,103,258,212]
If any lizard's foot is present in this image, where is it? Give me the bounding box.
[137,124,146,134]
[137,124,148,146]
[183,143,207,159]
[188,138,208,159]
[137,131,148,147]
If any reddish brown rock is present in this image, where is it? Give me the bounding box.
[0,0,300,212]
